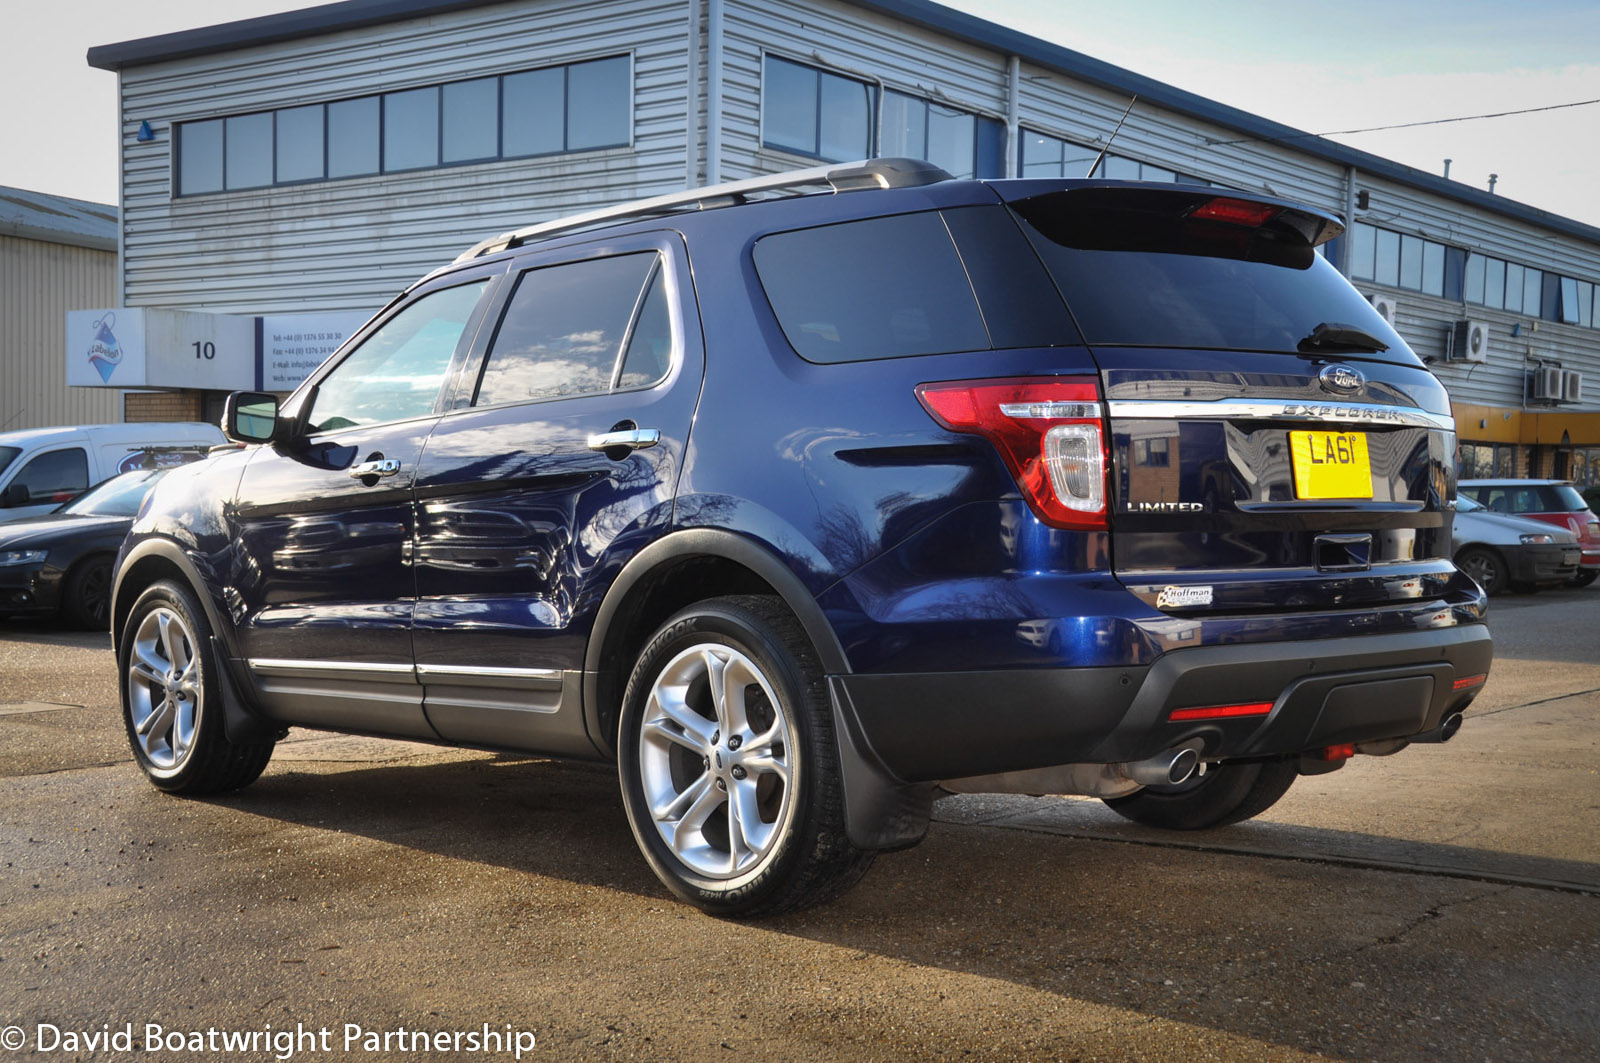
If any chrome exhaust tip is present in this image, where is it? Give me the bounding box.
[1412,712,1464,744]
[1120,745,1202,788]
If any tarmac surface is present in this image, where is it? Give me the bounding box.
[2,587,1597,1061]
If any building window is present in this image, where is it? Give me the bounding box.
[174,55,631,196]
[761,55,871,162]
[760,55,1001,177]
[881,91,1004,179]
[1019,129,1205,184]
[1347,221,1465,300]
[1458,442,1517,479]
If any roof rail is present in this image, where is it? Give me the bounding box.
[453,157,953,263]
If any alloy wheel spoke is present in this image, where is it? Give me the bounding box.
[138,695,175,740]
[653,769,714,824]
[729,777,773,862]
[647,686,715,750]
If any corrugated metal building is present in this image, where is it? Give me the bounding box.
[0,188,122,431]
[85,0,1600,483]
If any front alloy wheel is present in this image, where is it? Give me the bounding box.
[118,579,275,794]
[127,604,202,773]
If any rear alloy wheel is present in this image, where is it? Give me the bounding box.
[1102,759,1299,831]
[62,557,113,630]
[1454,546,1506,596]
[618,595,871,916]
[119,579,275,794]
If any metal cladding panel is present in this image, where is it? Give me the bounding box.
[1351,176,1600,412]
[118,0,692,315]
[720,0,1009,181]
[0,236,122,430]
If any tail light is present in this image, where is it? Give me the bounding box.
[915,376,1108,530]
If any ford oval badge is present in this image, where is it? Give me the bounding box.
[1319,364,1365,394]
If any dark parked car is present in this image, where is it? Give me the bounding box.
[1458,479,1599,587]
[111,160,1493,915]
[1451,495,1580,594]
[1,469,169,628]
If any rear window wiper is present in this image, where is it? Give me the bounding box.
[1297,322,1389,353]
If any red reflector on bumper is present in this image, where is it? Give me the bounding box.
[1453,674,1487,691]
[1168,701,1274,722]
[1319,743,1357,761]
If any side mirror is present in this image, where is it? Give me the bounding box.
[224,391,282,444]
[0,483,29,507]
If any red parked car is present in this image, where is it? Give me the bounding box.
[1458,479,1600,587]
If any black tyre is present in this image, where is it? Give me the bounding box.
[118,579,275,795]
[1102,759,1299,831]
[617,595,873,916]
[1454,545,1506,596]
[62,556,113,630]
[1570,569,1598,588]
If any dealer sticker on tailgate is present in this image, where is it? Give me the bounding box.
[1289,430,1373,499]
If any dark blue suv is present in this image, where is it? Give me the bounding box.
[111,159,1493,915]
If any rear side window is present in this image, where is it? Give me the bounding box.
[1012,187,1410,358]
[13,448,89,502]
[754,212,990,363]
[474,252,670,406]
[1550,484,1587,511]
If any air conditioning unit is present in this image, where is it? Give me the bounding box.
[1449,319,1489,363]
[1369,293,1398,327]
[1563,370,1584,404]
[1529,366,1564,402]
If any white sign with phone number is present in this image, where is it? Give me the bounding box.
[259,312,372,391]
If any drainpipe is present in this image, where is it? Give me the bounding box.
[686,0,701,188]
[1340,165,1357,277]
[1005,56,1020,179]
[707,0,724,185]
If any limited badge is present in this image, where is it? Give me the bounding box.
[1157,585,1214,609]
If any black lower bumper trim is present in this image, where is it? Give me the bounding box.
[839,623,1493,781]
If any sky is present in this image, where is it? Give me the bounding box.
[6,0,1599,227]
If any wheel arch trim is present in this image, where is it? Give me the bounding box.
[582,528,851,756]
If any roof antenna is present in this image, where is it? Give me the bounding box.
[1086,94,1139,178]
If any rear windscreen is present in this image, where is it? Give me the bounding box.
[1011,188,1412,359]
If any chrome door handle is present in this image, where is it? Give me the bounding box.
[587,428,661,453]
[349,458,402,479]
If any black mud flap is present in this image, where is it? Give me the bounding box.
[828,677,934,851]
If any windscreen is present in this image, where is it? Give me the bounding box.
[61,470,163,516]
[0,446,18,477]
[1011,188,1412,359]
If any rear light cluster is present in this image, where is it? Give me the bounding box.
[916,376,1108,530]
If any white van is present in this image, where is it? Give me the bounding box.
[0,422,226,523]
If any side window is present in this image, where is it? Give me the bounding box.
[474,252,668,406]
[14,448,89,502]
[307,280,490,432]
[753,212,991,363]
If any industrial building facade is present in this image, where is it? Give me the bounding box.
[85,0,1600,484]
[1,188,121,431]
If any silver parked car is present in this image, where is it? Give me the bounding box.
[1452,495,1580,595]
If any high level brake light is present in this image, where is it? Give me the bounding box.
[915,376,1108,530]
[1188,197,1281,228]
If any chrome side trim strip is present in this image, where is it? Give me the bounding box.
[249,658,417,682]
[416,664,564,689]
[1107,399,1454,431]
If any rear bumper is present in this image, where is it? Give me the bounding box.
[834,622,1493,782]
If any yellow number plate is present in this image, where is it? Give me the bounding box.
[1289,431,1372,499]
